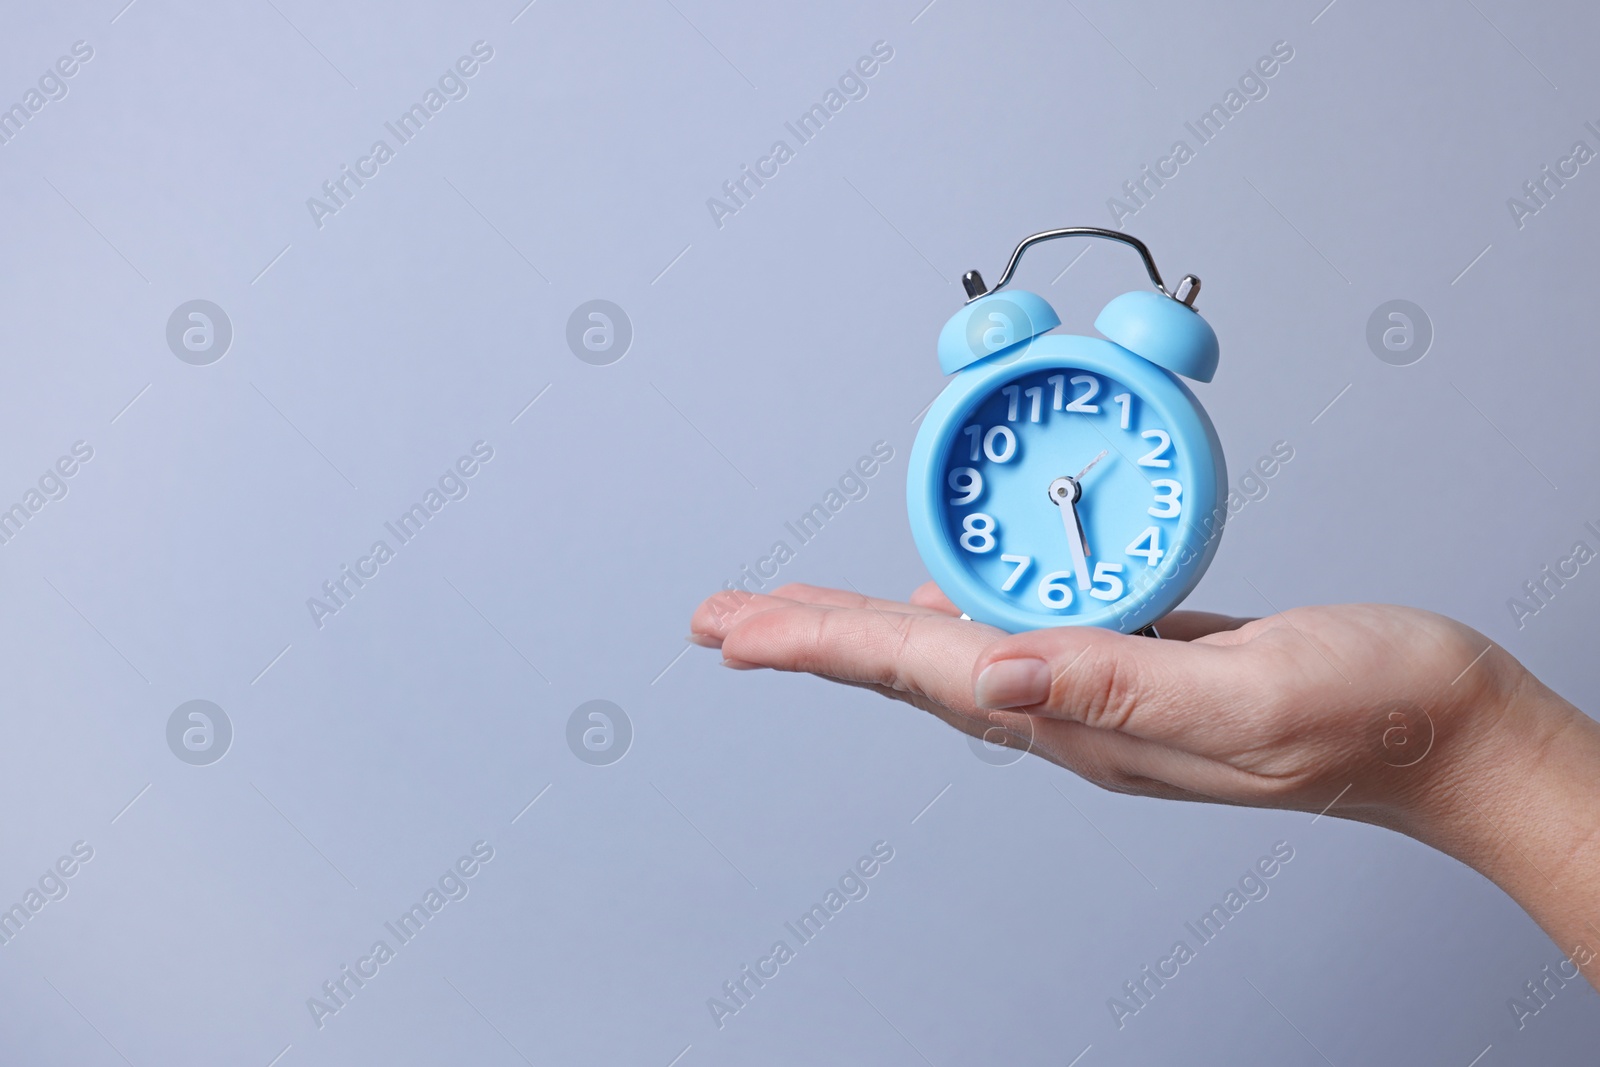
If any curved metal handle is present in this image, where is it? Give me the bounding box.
[962,227,1200,308]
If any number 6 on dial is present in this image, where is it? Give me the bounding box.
[1037,571,1074,608]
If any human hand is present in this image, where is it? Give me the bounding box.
[689,581,1568,840]
[693,580,1600,987]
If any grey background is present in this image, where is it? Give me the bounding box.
[1,0,1597,1063]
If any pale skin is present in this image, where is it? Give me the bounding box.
[690,582,1600,990]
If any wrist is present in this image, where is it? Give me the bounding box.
[1403,673,1600,956]
[1405,673,1585,857]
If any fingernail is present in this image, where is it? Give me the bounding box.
[687,634,722,649]
[974,658,1052,709]
[721,657,763,670]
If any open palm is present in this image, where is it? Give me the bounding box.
[691,581,1544,834]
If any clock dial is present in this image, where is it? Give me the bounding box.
[938,366,1200,625]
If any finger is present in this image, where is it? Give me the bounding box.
[832,678,1002,740]
[934,699,1286,807]
[691,584,946,651]
[1153,610,1256,642]
[834,676,1222,799]
[691,589,805,645]
[712,596,1281,805]
[767,582,948,617]
[721,600,1002,712]
[971,626,1277,747]
[794,660,1080,753]
[1021,717,1275,803]
[908,581,963,617]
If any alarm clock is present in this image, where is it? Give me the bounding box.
[906,228,1226,635]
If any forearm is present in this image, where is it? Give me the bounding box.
[1409,679,1600,989]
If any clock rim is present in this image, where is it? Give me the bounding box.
[906,334,1228,634]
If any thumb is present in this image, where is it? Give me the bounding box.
[972,627,1273,745]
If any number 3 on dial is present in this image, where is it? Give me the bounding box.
[1149,479,1182,517]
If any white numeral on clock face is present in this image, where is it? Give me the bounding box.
[1149,479,1183,517]
[1065,375,1101,413]
[1126,526,1164,566]
[999,554,1031,591]
[962,425,1017,463]
[948,467,982,505]
[1089,562,1125,601]
[1137,429,1172,467]
[997,386,1043,423]
[949,375,1172,611]
[983,425,1016,463]
[960,513,996,553]
[1037,571,1074,608]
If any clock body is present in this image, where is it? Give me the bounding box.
[906,333,1226,634]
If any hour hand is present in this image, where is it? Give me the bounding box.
[1074,448,1109,483]
[1048,477,1092,591]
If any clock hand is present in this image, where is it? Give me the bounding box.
[1048,476,1092,591]
[1074,448,1110,483]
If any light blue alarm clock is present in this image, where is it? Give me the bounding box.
[907,228,1226,635]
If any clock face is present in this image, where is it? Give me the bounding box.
[910,338,1224,633]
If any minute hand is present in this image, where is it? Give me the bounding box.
[1049,477,1092,591]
